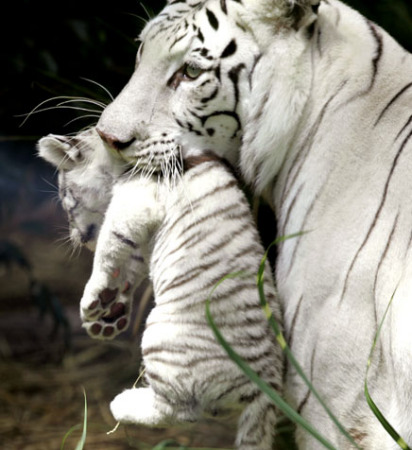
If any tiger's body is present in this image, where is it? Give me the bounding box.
[94,0,412,447]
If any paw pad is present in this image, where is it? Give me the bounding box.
[99,287,119,306]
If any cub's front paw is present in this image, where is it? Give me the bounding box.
[80,270,134,340]
[83,299,130,340]
[81,284,119,321]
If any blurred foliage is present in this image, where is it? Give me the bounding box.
[2,0,412,139]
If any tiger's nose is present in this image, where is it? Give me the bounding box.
[96,128,136,152]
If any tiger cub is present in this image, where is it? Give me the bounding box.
[39,130,284,448]
[80,147,283,449]
[37,129,148,337]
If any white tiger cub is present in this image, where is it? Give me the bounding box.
[38,129,148,337]
[95,0,412,447]
[80,150,283,449]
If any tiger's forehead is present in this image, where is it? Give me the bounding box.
[141,2,198,44]
[139,0,237,57]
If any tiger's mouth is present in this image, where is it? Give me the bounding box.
[120,135,183,175]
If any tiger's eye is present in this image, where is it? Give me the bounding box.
[184,64,203,79]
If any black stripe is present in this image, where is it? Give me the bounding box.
[366,21,383,92]
[113,231,138,249]
[374,82,412,126]
[169,32,187,51]
[280,84,346,207]
[286,295,303,347]
[157,260,217,296]
[154,178,238,243]
[287,172,331,271]
[221,39,237,58]
[206,8,219,30]
[220,0,227,14]
[340,128,412,305]
[201,87,219,103]
[395,113,412,141]
[280,183,304,237]
[297,348,316,414]
[156,204,244,265]
[249,53,262,87]
[202,222,253,258]
[197,28,204,42]
[228,63,245,110]
[215,65,221,81]
[372,213,398,315]
[131,253,144,263]
[149,353,228,369]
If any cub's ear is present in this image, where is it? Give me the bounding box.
[37,134,83,170]
[242,0,320,29]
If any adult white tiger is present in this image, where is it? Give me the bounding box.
[95,0,412,448]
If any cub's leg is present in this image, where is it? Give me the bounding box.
[111,387,200,426]
[235,394,277,450]
[81,178,161,339]
[81,251,147,339]
[110,387,176,427]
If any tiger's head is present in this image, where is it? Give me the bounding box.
[37,128,126,251]
[96,0,320,184]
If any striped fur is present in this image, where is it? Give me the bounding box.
[79,151,283,449]
[37,128,121,251]
[95,0,412,448]
[37,130,148,335]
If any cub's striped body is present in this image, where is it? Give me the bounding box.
[38,131,284,448]
[95,0,412,447]
[80,153,283,449]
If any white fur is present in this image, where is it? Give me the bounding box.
[37,130,148,338]
[80,159,283,449]
[91,0,412,447]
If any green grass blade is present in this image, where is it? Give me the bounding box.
[60,389,88,450]
[60,424,82,450]
[364,289,411,450]
[256,236,361,450]
[205,300,337,450]
[75,389,88,450]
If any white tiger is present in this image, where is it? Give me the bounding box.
[38,129,148,336]
[94,0,412,448]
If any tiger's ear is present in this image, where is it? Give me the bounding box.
[242,0,320,30]
[37,134,83,170]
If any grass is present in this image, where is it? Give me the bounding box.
[205,237,411,450]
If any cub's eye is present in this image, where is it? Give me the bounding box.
[184,64,203,79]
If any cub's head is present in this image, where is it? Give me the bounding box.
[96,0,320,173]
[37,128,126,251]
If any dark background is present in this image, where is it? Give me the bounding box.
[0,1,411,449]
[3,0,412,139]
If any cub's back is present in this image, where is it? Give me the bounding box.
[150,155,278,315]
